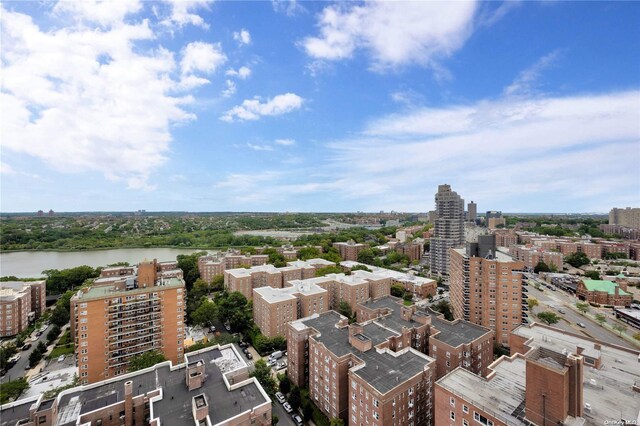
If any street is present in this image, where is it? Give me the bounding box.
[1,324,51,384]
[526,281,638,350]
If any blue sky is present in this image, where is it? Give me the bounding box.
[1,0,639,213]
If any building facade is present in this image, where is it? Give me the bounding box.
[71,261,186,384]
[575,279,632,306]
[333,241,368,261]
[0,280,46,337]
[430,184,465,276]
[609,207,640,229]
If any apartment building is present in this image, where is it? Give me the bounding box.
[394,241,424,262]
[253,282,328,337]
[0,344,272,426]
[288,311,436,424]
[0,280,46,337]
[508,245,564,271]
[198,251,269,283]
[430,184,465,276]
[333,241,368,261]
[467,201,477,222]
[609,207,640,229]
[492,229,518,247]
[224,259,334,300]
[575,279,632,306]
[450,236,526,346]
[341,261,437,298]
[599,224,640,240]
[71,261,186,384]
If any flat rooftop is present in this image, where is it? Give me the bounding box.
[437,355,527,425]
[75,276,184,300]
[511,323,640,423]
[341,261,436,286]
[254,281,329,303]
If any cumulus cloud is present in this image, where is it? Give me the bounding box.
[327,90,640,211]
[301,2,477,70]
[161,0,212,28]
[220,93,304,122]
[181,42,226,75]
[275,138,296,146]
[225,66,252,79]
[0,4,214,190]
[233,29,251,45]
[221,80,237,97]
[53,0,142,27]
[272,0,306,16]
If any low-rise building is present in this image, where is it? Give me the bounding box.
[576,279,632,306]
[198,251,269,283]
[0,280,46,337]
[333,241,368,261]
[341,261,437,298]
[509,245,564,271]
[0,344,272,426]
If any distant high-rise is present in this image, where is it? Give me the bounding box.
[468,201,477,222]
[609,207,640,230]
[430,184,465,275]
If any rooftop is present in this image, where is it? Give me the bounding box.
[341,261,436,286]
[74,276,184,300]
[581,279,630,296]
[511,323,640,423]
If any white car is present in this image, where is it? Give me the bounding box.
[283,402,293,413]
[275,392,286,404]
[57,355,65,362]
[291,414,303,426]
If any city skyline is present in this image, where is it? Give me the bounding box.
[1,1,639,213]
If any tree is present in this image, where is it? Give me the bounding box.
[50,306,70,327]
[315,265,342,277]
[279,375,291,395]
[575,302,589,315]
[357,248,376,265]
[536,311,560,325]
[250,359,277,395]
[0,378,29,404]
[633,332,640,341]
[594,313,606,326]
[534,261,550,274]
[565,252,590,268]
[330,419,345,426]
[177,252,207,289]
[43,266,100,295]
[271,414,279,425]
[211,274,225,292]
[298,246,321,261]
[612,323,627,336]
[263,248,287,268]
[527,298,539,313]
[351,264,372,272]
[47,325,61,344]
[288,385,301,411]
[432,300,453,321]
[390,284,405,298]
[36,341,47,354]
[29,349,43,367]
[127,351,167,372]
[191,299,218,328]
[584,270,600,280]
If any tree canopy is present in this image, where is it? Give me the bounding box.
[536,311,560,325]
[127,351,167,372]
[565,252,590,268]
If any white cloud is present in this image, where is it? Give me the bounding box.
[225,66,251,79]
[275,138,296,146]
[161,0,212,29]
[220,93,303,122]
[247,143,274,151]
[325,90,640,211]
[301,2,477,70]
[181,42,226,75]
[504,50,561,97]
[272,0,306,16]
[0,4,210,190]
[53,0,142,27]
[233,29,251,45]
[221,80,237,97]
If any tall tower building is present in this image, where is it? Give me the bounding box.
[430,184,465,275]
[467,201,477,222]
[71,263,185,384]
[449,235,526,346]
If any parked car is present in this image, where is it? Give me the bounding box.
[224,323,231,332]
[275,392,286,404]
[239,341,248,348]
[282,402,293,413]
[35,331,43,337]
[268,359,277,367]
[245,352,253,360]
[291,414,303,425]
[578,322,586,328]
[57,355,65,362]
[22,343,32,351]
[558,308,566,314]
[209,326,216,333]
[30,336,38,342]
[277,361,286,369]
[242,348,249,354]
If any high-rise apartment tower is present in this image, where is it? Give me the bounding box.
[430,184,465,276]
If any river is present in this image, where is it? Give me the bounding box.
[0,248,208,278]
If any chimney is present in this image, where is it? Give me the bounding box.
[124,381,133,426]
[192,394,209,423]
[186,360,205,391]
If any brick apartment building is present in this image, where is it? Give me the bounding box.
[575,279,632,306]
[450,236,527,346]
[71,259,186,384]
[492,229,518,247]
[198,251,269,283]
[287,299,493,425]
[508,245,564,271]
[224,258,335,300]
[0,280,46,337]
[0,344,272,426]
[333,241,368,261]
[341,261,437,298]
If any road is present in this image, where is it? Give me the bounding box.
[526,282,637,349]
[1,324,51,384]
[272,400,297,426]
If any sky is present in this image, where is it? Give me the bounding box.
[1,0,639,214]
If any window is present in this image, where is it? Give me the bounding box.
[39,417,46,424]
[474,412,493,426]
[463,421,469,426]
[463,405,469,413]
[450,412,455,420]
[450,397,455,406]
[373,413,379,420]
[373,400,379,408]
